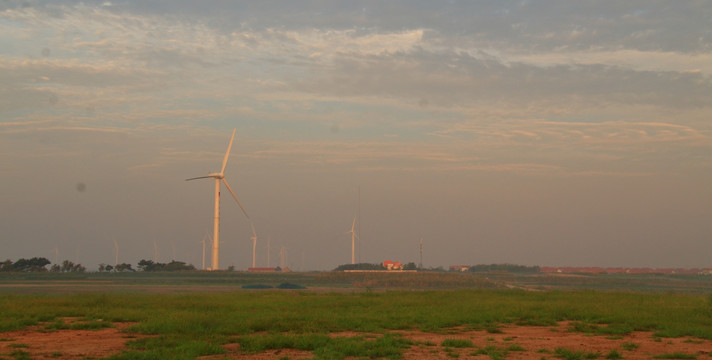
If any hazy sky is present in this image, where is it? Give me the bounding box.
[1,1,711,271]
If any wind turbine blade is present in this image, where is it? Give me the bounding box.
[220,129,236,175]
[186,175,213,181]
[351,216,357,231]
[250,221,257,238]
[222,178,250,219]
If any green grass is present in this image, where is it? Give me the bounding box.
[237,333,411,360]
[442,339,474,348]
[0,289,711,359]
[652,352,697,359]
[471,343,525,360]
[621,342,639,351]
[8,349,31,360]
[683,338,704,344]
[605,349,623,359]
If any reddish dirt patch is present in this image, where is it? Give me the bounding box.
[215,322,712,359]
[396,322,712,359]
[3,321,712,359]
[0,322,142,360]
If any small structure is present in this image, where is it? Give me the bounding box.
[383,260,403,270]
[449,265,470,272]
[248,267,281,272]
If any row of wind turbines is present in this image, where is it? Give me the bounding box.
[187,129,358,271]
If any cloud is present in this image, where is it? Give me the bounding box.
[2,2,710,178]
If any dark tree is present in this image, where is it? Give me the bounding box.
[59,260,85,273]
[13,257,50,272]
[115,263,134,272]
[164,261,195,272]
[138,259,195,272]
[137,259,157,271]
[0,259,13,272]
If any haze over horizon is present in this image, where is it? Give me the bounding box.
[1,1,711,271]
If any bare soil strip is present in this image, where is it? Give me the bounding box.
[2,321,711,359]
[0,322,140,360]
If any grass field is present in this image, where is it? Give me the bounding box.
[1,271,712,359]
[2,270,712,294]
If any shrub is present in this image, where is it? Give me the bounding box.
[441,339,473,348]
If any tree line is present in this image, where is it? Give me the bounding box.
[0,257,86,273]
[1,258,197,273]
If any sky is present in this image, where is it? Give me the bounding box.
[1,1,711,271]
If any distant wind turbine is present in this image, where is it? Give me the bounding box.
[347,215,358,264]
[200,229,210,271]
[250,222,258,268]
[186,129,250,270]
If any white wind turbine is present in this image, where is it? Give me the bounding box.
[186,129,250,270]
[347,215,358,265]
[250,222,258,268]
[199,229,211,271]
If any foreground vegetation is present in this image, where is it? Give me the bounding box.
[1,289,712,359]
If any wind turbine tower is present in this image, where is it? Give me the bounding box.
[186,129,250,270]
[250,222,257,268]
[200,231,209,270]
[348,216,358,265]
